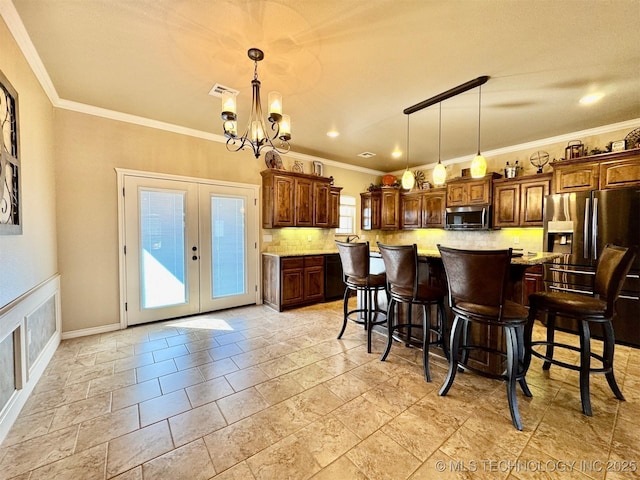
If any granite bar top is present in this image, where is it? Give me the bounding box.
[262,249,563,266]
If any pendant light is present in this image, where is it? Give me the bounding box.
[470,83,487,178]
[401,114,415,190]
[432,102,446,186]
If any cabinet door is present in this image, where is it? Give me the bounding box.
[329,187,341,228]
[380,189,399,230]
[447,184,466,206]
[520,179,550,226]
[313,181,330,227]
[295,178,313,226]
[468,179,490,204]
[422,191,445,228]
[493,184,520,228]
[271,174,295,227]
[304,256,324,302]
[523,265,544,306]
[401,192,422,229]
[599,158,640,190]
[281,258,305,306]
[553,162,598,193]
[361,192,381,230]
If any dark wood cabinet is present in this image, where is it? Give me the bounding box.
[360,191,379,230]
[361,188,399,230]
[261,170,340,228]
[329,187,342,228]
[552,148,640,193]
[294,177,313,226]
[400,191,422,229]
[522,265,544,307]
[422,190,446,228]
[380,187,400,230]
[493,174,551,228]
[400,188,446,229]
[446,173,500,207]
[262,254,325,311]
[312,181,330,227]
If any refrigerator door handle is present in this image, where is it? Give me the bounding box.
[592,197,599,260]
[583,198,590,259]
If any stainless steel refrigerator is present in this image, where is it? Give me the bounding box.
[542,187,640,347]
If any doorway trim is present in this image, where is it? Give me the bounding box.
[115,168,261,329]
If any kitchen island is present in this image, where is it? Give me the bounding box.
[262,248,562,376]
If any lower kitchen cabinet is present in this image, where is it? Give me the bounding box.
[262,254,325,311]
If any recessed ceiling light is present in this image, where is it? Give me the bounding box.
[391,151,402,159]
[579,93,604,105]
[327,130,340,138]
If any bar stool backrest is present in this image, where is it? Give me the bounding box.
[377,243,418,295]
[335,241,370,280]
[594,244,636,317]
[438,246,512,313]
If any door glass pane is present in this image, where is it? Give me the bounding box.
[140,190,186,308]
[211,196,246,298]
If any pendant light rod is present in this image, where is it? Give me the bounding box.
[403,75,489,115]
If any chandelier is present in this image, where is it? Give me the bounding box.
[220,48,291,159]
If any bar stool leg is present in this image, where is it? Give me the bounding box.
[422,304,431,382]
[437,300,449,361]
[337,286,350,339]
[579,319,593,416]
[543,313,556,370]
[523,308,536,372]
[505,326,523,430]
[440,315,463,396]
[406,303,412,347]
[515,325,532,397]
[380,298,396,361]
[366,289,373,353]
[602,320,625,402]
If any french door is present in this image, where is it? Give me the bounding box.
[120,173,258,326]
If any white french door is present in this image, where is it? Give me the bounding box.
[120,173,258,326]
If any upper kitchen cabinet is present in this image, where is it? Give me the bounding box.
[446,173,501,206]
[400,188,446,229]
[552,148,640,193]
[261,169,340,228]
[493,174,551,228]
[360,187,399,230]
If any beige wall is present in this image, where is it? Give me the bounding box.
[53,109,379,332]
[0,17,57,308]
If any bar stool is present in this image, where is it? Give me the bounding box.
[438,245,532,430]
[335,241,387,353]
[526,244,635,416]
[377,243,448,382]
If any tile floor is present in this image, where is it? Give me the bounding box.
[0,301,638,480]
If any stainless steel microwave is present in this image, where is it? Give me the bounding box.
[445,205,491,230]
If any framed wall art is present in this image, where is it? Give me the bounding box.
[313,160,323,176]
[0,69,21,235]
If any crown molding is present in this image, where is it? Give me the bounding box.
[390,118,640,175]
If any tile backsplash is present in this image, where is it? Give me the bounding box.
[261,227,544,254]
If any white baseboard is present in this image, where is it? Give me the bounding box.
[61,323,121,340]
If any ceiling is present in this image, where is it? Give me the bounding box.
[7,0,640,173]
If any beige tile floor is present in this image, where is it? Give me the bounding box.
[1,301,639,480]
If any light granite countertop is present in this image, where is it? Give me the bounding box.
[262,249,563,266]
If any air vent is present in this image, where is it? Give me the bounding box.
[357,152,376,158]
[209,83,239,98]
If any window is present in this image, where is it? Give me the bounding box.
[335,195,356,234]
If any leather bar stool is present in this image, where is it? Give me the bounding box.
[438,245,532,430]
[377,243,448,382]
[335,241,387,353]
[526,244,635,416]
